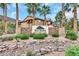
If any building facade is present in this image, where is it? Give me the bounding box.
[19,16,58,35]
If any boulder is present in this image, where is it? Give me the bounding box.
[58,46,64,52]
[39,48,49,55]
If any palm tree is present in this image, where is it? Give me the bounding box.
[55,11,62,27]
[16,3,19,34]
[0,3,8,34]
[73,4,77,33]
[26,3,40,17]
[70,18,74,29]
[39,4,51,25]
[55,3,71,27]
[25,3,40,25]
[67,3,78,32]
[0,3,5,34]
[59,3,69,37]
[61,3,66,28]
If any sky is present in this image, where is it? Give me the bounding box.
[0,3,79,21]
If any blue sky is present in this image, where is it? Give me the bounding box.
[0,3,78,21]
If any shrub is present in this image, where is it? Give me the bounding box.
[0,30,3,36]
[65,45,79,56]
[65,24,72,31]
[15,34,29,40]
[5,36,14,41]
[30,33,48,37]
[0,34,16,41]
[66,30,77,40]
[42,33,48,37]
[33,33,45,39]
[30,33,35,37]
[52,32,59,37]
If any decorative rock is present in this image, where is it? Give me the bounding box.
[52,46,58,51]
[8,44,18,50]
[0,45,6,48]
[21,54,26,56]
[0,48,6,52]
[47,46,52,49]
[29,41,37,45]
[0,37,79,56]
[46,49,51,52]
[36,53,41,56]
[17,42,25,48]
[58,46,64,52]
[39,41,44,44]
[51,48,56,51]
[40,48,48,55]
[34,49,40,53]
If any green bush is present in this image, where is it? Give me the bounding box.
[42,33,48,37]
[65,24,72,31]
[33,33,45,39]
[30,33,48,37]
[65,45,79,56]
[66,30,77,40]
[15,34,29,40]
[52,32,59,37]
[30,33,35,37]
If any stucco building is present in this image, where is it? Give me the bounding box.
[19,16,58,35]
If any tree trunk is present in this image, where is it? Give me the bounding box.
[44,14,47,25]
[4,3,7,34]
[59,3,66,37]
[32,7,35,25]
[61,3,65,28]
[73,4,77,33]
[2,8,5,32]
[16,3,19,34]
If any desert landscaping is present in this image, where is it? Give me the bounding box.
[0,3,79,56]
[0,33,79,56]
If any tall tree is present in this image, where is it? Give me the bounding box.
[16,3,19,34]
[73,4,77,33]
[25,3,40,25]
[61,3,65,27]
[55,3,71,27]
[0,3,8,34]
[39,4,51,25]
[66,3,79,32]
[55,11,62,27]
[26,3,40,17]
[67,3,78,32]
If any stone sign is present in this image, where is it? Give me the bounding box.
[32,26,48,34]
